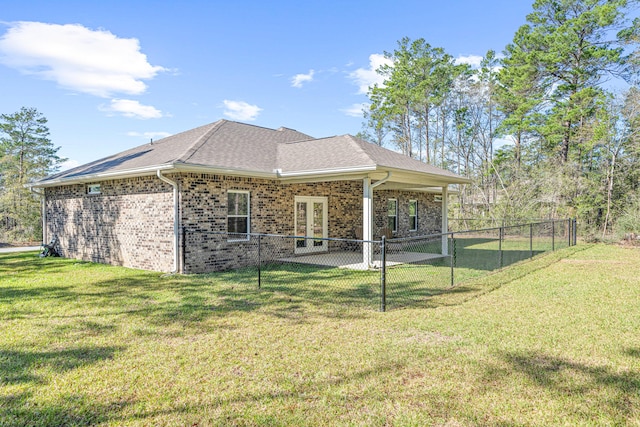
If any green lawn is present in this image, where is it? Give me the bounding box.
[1,244,639,426]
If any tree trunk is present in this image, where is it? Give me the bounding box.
[602,152,616,239]
[561,119,571,162]
[424,106,430,163]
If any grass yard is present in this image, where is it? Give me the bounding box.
[1,244,639,426]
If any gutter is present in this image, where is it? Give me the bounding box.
[275,165,376,178]
[371,171,392,189]
[31,162,281,189]
[29,187,46,245]
[157,170,180,274]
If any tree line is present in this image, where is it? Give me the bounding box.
[0,107,64,242]
[359,0,640,239]
[1,0,638,243]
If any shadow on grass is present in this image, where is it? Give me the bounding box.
[0,391,133,427]
[0,245,588,323]
[0,284,72,300]
[0,345,124,385]
[452,247,546,271]
[500,351,640,422]
[385,245,594,310]
[210,360,406,425]
[625,348,640,359]
[0,252,75,278]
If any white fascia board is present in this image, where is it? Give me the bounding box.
[381,166,471,185]
[29,163,176,188]
[29,162,279,188]
[403,186,461,194]
[29,162,469,189]
[276,165,377,179]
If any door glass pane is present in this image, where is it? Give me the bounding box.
[313,202,323,246]
[296,201,307,248]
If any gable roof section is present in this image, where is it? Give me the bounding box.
[34,120,469,187]
[277,135,462,180]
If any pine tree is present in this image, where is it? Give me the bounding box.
[0,107,64,240]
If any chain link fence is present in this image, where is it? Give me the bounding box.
[184,219,577,312]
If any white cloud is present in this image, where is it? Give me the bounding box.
[291,69,315,88]
[341,103,368,118]
[222,100,262,121]
[59,159,80,171]
[126,131,172,141]
[0,21,166,97]
[101,99,164,119]
[455,54,484,68]
[494,136,515,150]
[349,53,393,94]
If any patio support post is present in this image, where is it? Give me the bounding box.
[363,177,373,268]
[380,235,386,312]
[441,185,449,255]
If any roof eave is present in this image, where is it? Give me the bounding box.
[30,162,470,189]
[379,166,471,185]
[276,165,377,181]
[30,162,281,188]
[29,163,177,188]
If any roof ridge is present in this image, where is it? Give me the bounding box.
[344,134,372,160]
[177,120,225,163]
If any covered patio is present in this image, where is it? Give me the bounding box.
[358,170,467,268]
[278,249,447,270]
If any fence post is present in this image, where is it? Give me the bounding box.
[552,220,555,251]
[529,223,533,259]
[380,236,386,312]
[499,226,504,269]
[567,218,572,247]
[450,233,455,288]
[573,218,578,246]
[257,234,262,289]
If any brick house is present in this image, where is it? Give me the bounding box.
[31,120,469,273]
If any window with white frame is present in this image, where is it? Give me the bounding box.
[87,184,101,195]
[387,199,398,233]
[409,200,418,231]
[227,190,250,239]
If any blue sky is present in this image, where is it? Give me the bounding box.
[0,0,535,169]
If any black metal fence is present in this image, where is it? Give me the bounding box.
[184,219,577,312]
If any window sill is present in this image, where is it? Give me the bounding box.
[227,236,250,242]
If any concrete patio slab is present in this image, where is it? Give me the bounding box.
[278,251,446,270]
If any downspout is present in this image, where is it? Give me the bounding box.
[157,170,180,273]
[30,187,46,245]
[371,172,392,190]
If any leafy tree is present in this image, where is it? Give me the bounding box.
[367,37,467,163]
[0,107,64,241]
[501,0,634,164]
[496,26,546,168]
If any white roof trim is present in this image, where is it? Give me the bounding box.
[31,162,469,188]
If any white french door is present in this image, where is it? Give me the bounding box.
[294,196,328,254]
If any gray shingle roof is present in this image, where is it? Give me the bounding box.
[37,120,468,185]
